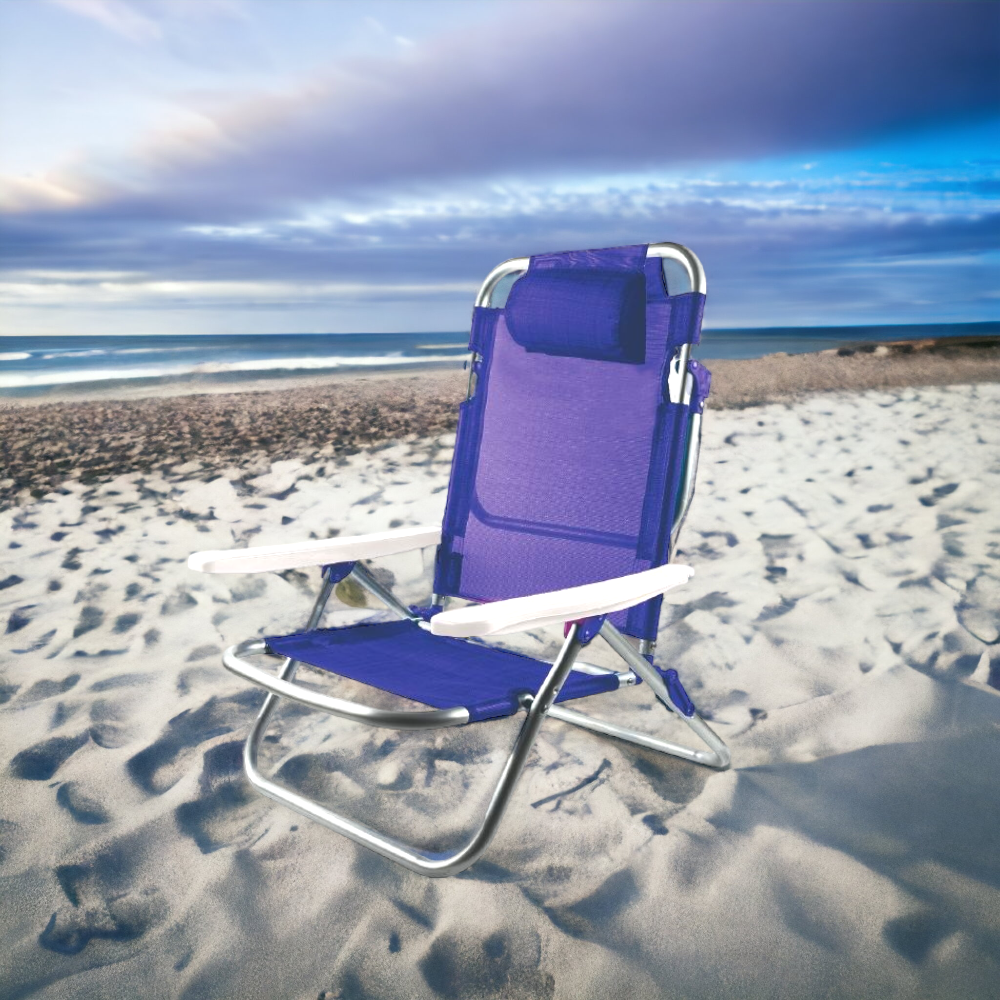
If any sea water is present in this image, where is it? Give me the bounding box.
[0,323,995,398]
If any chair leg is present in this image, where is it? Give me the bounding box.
[549,621,731,770]
[545,703,730,769]
[241,625,588,877]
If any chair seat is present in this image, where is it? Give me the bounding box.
[265,619,623,722]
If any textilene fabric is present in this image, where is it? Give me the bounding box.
[266,620,619,723]
[434,243,710,640]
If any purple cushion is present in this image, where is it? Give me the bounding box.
[505,268,646,363]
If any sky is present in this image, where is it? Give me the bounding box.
[0,0,997,336]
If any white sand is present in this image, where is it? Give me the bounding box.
[1,384,999,999]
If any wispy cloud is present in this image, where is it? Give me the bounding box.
[2,165,995,330]
[0,276,475,306]
[49,0,162,42]
[48,0,243,42]
[14,1,999,219]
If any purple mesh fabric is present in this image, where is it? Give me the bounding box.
[664,291,705,347]
[434,243,710,640]
[532,245,649,271]
[265,619,619,723]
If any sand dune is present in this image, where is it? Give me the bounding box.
[1,382,999,999]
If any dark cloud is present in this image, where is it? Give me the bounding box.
[5,186,996,282]
[3,179,996,325]
[4,0,995,223]
[2,2,996,327]
[111,0,998,215]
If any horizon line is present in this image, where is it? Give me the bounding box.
[2,320,999,339]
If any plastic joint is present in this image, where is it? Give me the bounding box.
[322,562,356,584]
[663,668,696,717]
[563,615,606,646]
[409,605,443,623]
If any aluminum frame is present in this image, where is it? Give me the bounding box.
[225,568,729,876]
[231,598,590,877]
[474,242,706,310]
[220,242,728,876]
[474,243,705,543]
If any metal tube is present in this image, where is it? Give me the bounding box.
[242,624,587,877]
[474,257,529,308]
[646,243,707,295]
[241,568,340,822]
[600,622,677,714]
[546,704,724,766]
[224,640,469,729]
[678,343,692,405]
[670,409,703,557]
[598,621,730,769]
[683,714,731,769]
[475,245,703,309]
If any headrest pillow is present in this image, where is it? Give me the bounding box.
[504,268,646,363]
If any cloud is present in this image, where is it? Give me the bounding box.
[4,2,997,330]
[0,276,474,307]
[49,0,243,42]
[4,168,996,277]
[48,0,163,42]
[2,169,995,329]
[0,175,88,212]
[10,1,998,223]
[98,1,1000,213]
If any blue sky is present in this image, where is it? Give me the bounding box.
[0,0,997,335]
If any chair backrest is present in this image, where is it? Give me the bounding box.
[434,243,710,641]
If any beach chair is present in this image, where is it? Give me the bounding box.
[188,242,729,877]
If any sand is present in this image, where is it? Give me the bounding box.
[707,335,1000,407]
[1,359,999,998]
[0,371,470,512]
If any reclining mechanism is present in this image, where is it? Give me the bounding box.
[189,242,730,877]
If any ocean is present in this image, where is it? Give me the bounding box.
[0,322,995,398]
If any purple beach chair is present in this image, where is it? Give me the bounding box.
[188,242,730,876]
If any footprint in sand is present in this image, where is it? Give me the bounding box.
[125,689,263,795]
[38,834,168,956]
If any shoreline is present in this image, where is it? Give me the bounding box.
[2,334,996,409]
[0,358,468,406]
[2,337,998,510]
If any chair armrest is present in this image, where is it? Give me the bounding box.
[429,564,694,638]
[188,525,442,575]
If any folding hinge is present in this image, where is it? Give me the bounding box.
[662,668,696,717]
[322,562,356,583]
[409,604,443,623]
[666,349,694,406]
[563,615,606,645]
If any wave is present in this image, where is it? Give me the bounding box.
[0,352,31,362]
[0,353,467,390]
[112,346,201,355]
[28,346,203,360]
[41,349,108,360]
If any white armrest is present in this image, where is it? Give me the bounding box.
[430,564,694,638]
[188,525,442,575]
